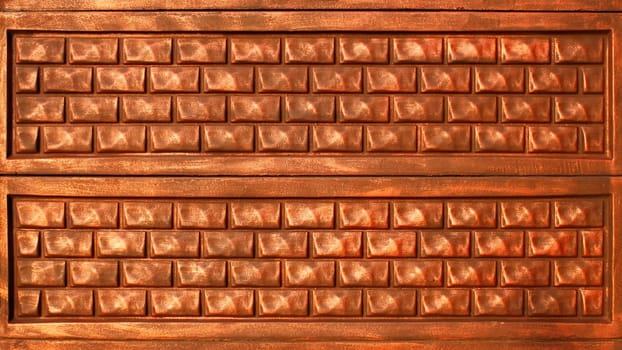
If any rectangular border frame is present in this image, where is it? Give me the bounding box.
[0,176,619,343]
[0,11,619,176]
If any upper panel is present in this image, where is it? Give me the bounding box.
[0,11,620,175]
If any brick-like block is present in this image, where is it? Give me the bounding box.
[393,260,443,287]
[68,96,118,123]
[43,126,92,153]
[229,260,280,287]
[149,126,200,152]
[230,201,280,229]
[311,290,362,316]
[311,231,362,258]
[230,38,280,63]
[284,202,334,229]
[338,96,389,123]
[420,231,470,257]
[500,201,550,228]
[392,37,443,63]
[96,231,145,257]
[204,67,253,92]
[501,260,550,286]
[123,202,172,228]
[285,37,334,63]
[16,96,64,123]
[69,261,118,287]
[150,231,199,258]
[230,96,280,122]
[176,37,226,63]
[447,37,496,63]
[393,201,443,228]
[366,289,417,316]
[582,67,604,93]
[257,67,308,92]
[338,201,389,229]
[204,290,254,316]
[123,38,172,63]
[203,125,254,152]
[528,231,577,257]
[175,260,226,287]
[447,96,497,123]
[15,127,39,153]
[339,37,388,63]
[446,260,496,286]
[581,230,603,257]
[16,37,64,63]
[528,67,577,93]
[15,230,40,257]
[150,289,200,316]
[581,126,605,153]
[338,260,389,287]
[257,125,309,152]
[475,67,524,92]
[15,201,65,228]
[176,202,226,229]
[95,67,145,92]
[15,67,39,93]
[554,260,603,286]
[554,96,603,123]
[96,290,146,316]
[150,67,199,92]
[447,201,496,228]
[258,290,308,316]
[284,260,335,287]
[420,67,470,92]
[527,126,578,153]
[554,35,604,63]
[203,231,254,258]
[312,67,362,92]
[17,260,65,287]
[554,200,603,228]
[501,96,550,123]
[43,230,92,257]
[285,96,335,122]
[420,289,470,316]
[68,201,118,228]
[366,67,416,93]
[122,260,172,287]
[393,96,444,122]
[96,126,146,153]
[121,96,171,122]
[366,231,417,257]
[527,290,576,316]
[474,126,525,152]
[420,126,471,152]
[68,37,118,64]
[17,290,41,317]
[366,126,417,152]
[580,289,603,316]
[473,289,524,316]
[257,231,308,258]
[43,290,93,316]
[177,96,226,122]
[500,37,550,63]
[311,126,362,152]
[474,231,524,257]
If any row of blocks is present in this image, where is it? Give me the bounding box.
[14,65,604,94]
[15,229,604,259]
[14,124,605,154]
[14,35,605,65]
[15,258,604,288]
[13,199,605,229]
[15,95,605,124]
[14,287,604,318]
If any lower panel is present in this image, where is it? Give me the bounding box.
[0,177,620,343]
